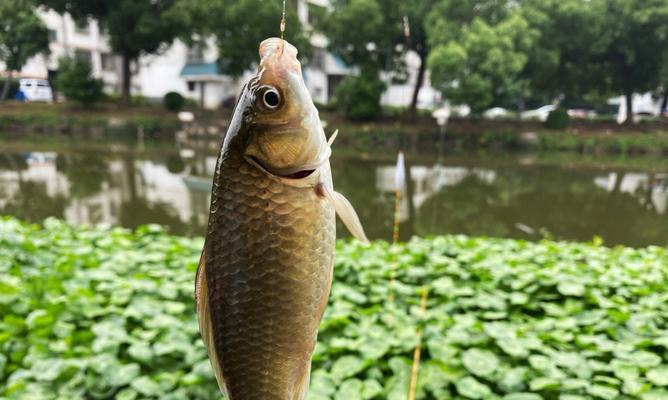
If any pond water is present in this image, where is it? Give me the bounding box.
[1,139,667,247]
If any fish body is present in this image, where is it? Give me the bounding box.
[196,38,366,400]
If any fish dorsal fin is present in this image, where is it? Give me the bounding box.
[195,249,229,397]
[321,186,369,243]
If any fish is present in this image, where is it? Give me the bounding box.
[195,37,368,400]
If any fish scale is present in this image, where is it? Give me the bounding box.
[204,149,335,399]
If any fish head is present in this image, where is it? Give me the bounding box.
[242,37,328,179]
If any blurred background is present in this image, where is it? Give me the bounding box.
[2,0,668,247]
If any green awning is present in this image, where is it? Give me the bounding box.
[180,63,220,77]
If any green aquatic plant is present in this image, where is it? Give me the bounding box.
[1,217,668,399]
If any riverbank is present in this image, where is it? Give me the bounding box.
[2,217,668,399]
[0,102,182,140]
[2,102,668,155]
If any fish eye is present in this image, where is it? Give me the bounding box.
[262,88,281,109]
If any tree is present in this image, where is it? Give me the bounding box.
[323,0,409,117]
[334,70,386,119]
[38,0,188,105]
[399,1,438,116]
[661,77,668,115]
[0,0,50,100]
[187,0,311,77]
[427,3,536,113]
[325,0,400,74]
[520,0,609,102]
[54,56,104,105]
[597,0,668,124]
[522,0,668,124]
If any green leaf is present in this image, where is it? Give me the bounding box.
[557,281,585,297]
[362,379,383,399]
[627,351,662,368]
[25,310,54,329]
[335,379,363,400]
[504,394,543,400]
[497,339,529,358]
[0,276,21,304]
[116,388,138,400]
[456,376,491,399]
[529,377,559,391]
[648,367,668,386]
[110,363,140,386]
[32,359,63,382]
[587,385,619,400]
[462,348,499,377]
[330,356,365,381]
[131,376,162,396]
[499,367,527,392]
[642,390,668,400]
[309,371,335,398]
[128,342,154,363]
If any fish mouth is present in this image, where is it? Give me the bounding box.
[245,145,331,180]
[247,156,316,179]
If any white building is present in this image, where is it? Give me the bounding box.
[3,1,438,110]
[4,8,122,93]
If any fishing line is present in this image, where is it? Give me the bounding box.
[280,0,286,53]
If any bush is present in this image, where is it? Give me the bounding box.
[163,91,186,112]
[3,217,668,399]
[54,57,104,105]
[130,95,149,107]
[334,72,385,120]
[545,107,570,130]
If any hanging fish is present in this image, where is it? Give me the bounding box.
[195,37,367,400]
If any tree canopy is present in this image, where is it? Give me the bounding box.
[38,0,188,105]
[427,6,536,113]
[425,0,668,120]
[424,1,527,113]
[197,0,311,77]
[0,0,50,100]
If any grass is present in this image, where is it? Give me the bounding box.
[2,217,668,399]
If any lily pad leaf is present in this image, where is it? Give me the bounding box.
[462,348,499,377]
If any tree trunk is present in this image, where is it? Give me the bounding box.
[409,50,427,118]
[1,71,13,101]
[624,90,634,125]
[121,54,132,106]
[661,88,668,115]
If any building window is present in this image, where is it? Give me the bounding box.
[187,81,196,92]
[48,29,58,42]
[101,53,115,71]
[75,49,93,66]
[75,18,90,35]
[186,44,204,64]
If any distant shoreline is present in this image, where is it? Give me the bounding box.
[1,102,668,156]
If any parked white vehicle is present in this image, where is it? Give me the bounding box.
[483,107,511,119]
[521,104,557,122]
[18,78,53,102]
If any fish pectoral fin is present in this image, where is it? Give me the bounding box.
[195,250,228,397]
[322,187,369,244]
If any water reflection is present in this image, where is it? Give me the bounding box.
[0,146,667,247]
